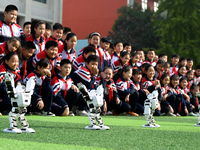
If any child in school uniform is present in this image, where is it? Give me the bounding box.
[158,53,168,62]
[116,66,139,116]
[23,21,31,39]
[190,84,199,114]
[25,20,46,55]
[154,59,165,80]
[32,40,61,78]
[51,59,80,116]
[0,5,24,43]
[136,49,145,67]
[128,52,140,70]
[143,49,157,67]
[44,23,52,40]
[24,58,55,116]
[186,58,194,71]
[123,43,132,54]
[164,62,170,75]
[194,65,200,85]
[179,57,187,67]
[111,41,123,64]
[186,70,195,91]
[100,37,111,66]
[169,53,179,76]
[0,52,21,113]
[174,65,187,79]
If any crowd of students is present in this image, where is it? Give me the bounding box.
[0,4,199,117]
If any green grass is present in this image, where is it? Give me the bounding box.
[0,115,200,150]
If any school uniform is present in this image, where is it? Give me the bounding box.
[46,36,64,55]
[72,54,86,72]
[193,72,200,85]
[0,20,23,43]
[127,59,138,70]
[32,50,61,77]
[111,59,125,75]
[137,61,144,67]
[169,63,179,76]
[0,62,21,111]
[25,34,46,55]
[143,60,157,67]
[154,68,164,80]
[111,52,119,64]
[24,70,53,112]
[50,73,80,116]
[103,50,111,66]
[19,56,28,81]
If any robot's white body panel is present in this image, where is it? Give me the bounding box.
[194,92,200,126]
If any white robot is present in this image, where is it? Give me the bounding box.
[3,72,35,133]
[77,83,110,130]
[142,90,160,128]
[194,92,200,127]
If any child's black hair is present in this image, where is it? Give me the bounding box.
[120,50,129,58]
[23,21,31,29]
[7,36,21,43]
[171,53,179,58]
[123,42,131,47]
[5,4,18,13]
[53,23,64,30]
[132,68,142,75]
[60,59,72,67]
[170,74,179,81]
[86,55,99,64]
[66,32,77,41]
[4,52,18,61]
[63,27,71,34]
[144,64,154,72]
[141,63,151,69]
[109,43,114,49]
[178,65,186,72]
[36,58,50,70]
[158,53,167,58]
[187,58,193,61]
[157,59,165,65]
[31,20,46,35]
[45,22,51,30]
[119,66,132,77]
[164,62,170,67]
[103,66,113,72]
[179,76,188,83]
[136,48,144,52]
[180,57,186,62]
[114,41,123,47]
[45,40,58,49]
[88,32,100,39]
[190,84,198,91]
[160,73,170,81]
[147,48,155,53]
[186,70,193,75]
[22,41,36,50]
[131,52,139,57]
[196,65,200,70]
[83,46,96,54]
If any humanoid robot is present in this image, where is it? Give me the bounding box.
[142,90,160,128]
[194,92,200,126]
[77,82,110,130]
[3,72,35,133]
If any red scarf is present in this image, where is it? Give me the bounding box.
[22,60,27,80]
[106,84,113,103]
[59,78,68,99]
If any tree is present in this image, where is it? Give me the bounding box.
[154,0,200,65]
[108,3,159,51]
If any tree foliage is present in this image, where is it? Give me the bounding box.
[154,0,200,65]
[108,3,159,51]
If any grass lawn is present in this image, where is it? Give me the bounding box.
[0,115,200,150]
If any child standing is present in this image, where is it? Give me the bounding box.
[44,23,51,40]
[123,43,132,54]
[186,58,194,71]
[144,49,157,67]
[23,22,31,39]
[170,53,179,76]
[61,27,71,42]
[0,5,24,43]
[111,41,123,64]
[100,37,111,66]
[179,57,187,66]
[158,53,168,62]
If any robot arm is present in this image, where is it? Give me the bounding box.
[25,77,35,95]
[4,72,17,98]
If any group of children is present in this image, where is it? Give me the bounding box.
[0,4,199,118]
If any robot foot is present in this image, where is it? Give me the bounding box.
[142,124,155,128]
[3,128,22,133]
[99,125,110,130]
[152,124,160,128]
[85,125,100,130]
[21,128,35,133]
[194,123,200,127]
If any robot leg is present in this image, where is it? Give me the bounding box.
[17,108,35,133]
[3,107,22,133]
[85,109,100,130]
[194,93,200,126]
[150,98,160,128]
[95,108,109,130]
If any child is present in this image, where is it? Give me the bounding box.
[100,67,130,115]
[23,21,31,39]
[116,66,139,116]
[179,57,187,66]
[46,23,64,53]
[61,27,71,42]
[32,40,61,77]
[136,49,145,67]
[154,59,165,79]
[73,46,96,71]
[170,53,179,76]
[190,84,199,114]
[186,70,195,90]
[111,51,130,75]
[51,59,80,116]
[141,65,161,116]
[186,58,194,71]
[44,22,51,40]
[0,37,21,60]
[0,52,21,112]
[175,65,187,79]
[71,55,100,116]
[144,49,157,67]
[19,41,36,80]
[108,42,114,56]
[123,43,132,53]
[111,41,123,64]
[58,33,77,62]
[140,63,151,77]
[160,73,176,116]
[24,58,55,116]
[128,52,139,70]
[0,5,24,43]
[158,53,167,62]
[164,62,170,75]
[100,37,111,66]
[194,65,200,85]
[25,20,46,55]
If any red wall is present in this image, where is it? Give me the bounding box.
[62,0,127,39]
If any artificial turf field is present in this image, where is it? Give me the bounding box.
[0,115,200,150]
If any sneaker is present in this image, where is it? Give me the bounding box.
[165,112,176,117]
[176,113,181,117]
[42,111,55,117]
[76,110,88,116]
[142,124,155,128]
[106,111,113,115]
[188,112,197,116]
[126,111,139,116]
[69,111,75,116]
[85,125,100,130]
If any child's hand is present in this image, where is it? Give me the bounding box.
[125,94,130,102]
[143,89,149,96]
[103,101,107,115]
[162,94,168,101]
[100,72,105,78]
[116,98,120,105]
[191,105,195,109]
[184,107,188,115]
[169,105,174,114]
[37,100,44,110]
[185,94,190,102]
[154,79,160,86]
[44,69,51,77]
[91,66,99,76]
[71,85,79,93]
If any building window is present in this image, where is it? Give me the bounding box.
[127,0,134,7]
[154,2,159,12]
[33,0,47,4]
[141,0,148,11]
